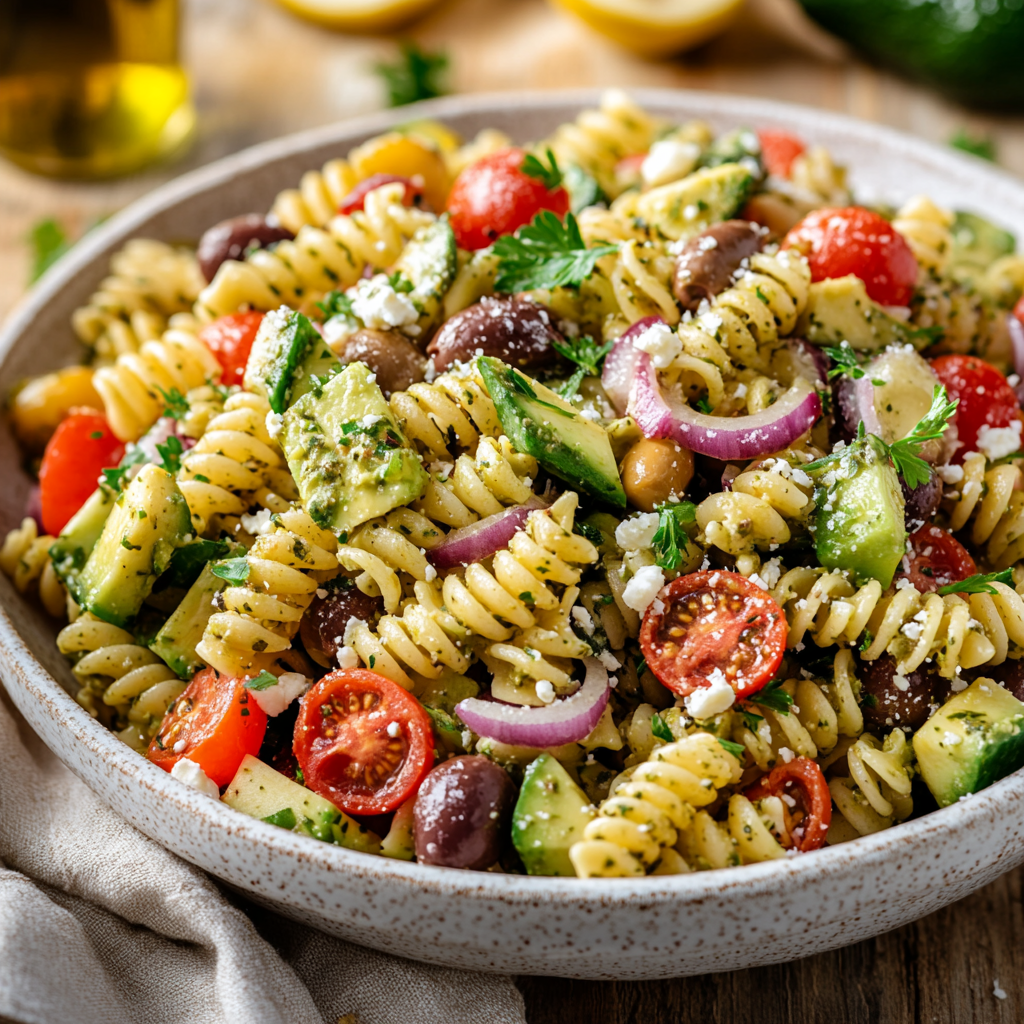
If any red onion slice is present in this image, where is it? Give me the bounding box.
[429,496,548,571]
[456,658,610,748]
[601,316,663,415]
[628,351,821,460]
[1008,313,1024,407]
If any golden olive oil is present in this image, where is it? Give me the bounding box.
[0,0,194,179]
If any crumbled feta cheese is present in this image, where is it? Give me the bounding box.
[580,408,601,422]
[571,606,595,635]
[171,758,220,799]
[631,322,682,369]
[759,557,783,590]
[683,668,736,719]
[343,616,367,647]
[749,573,769,591]
[249,671,309,716]
[357,414,382,430]
[240,508,274,536]
[976,420,1023,461]
[461,729,472,749]
[942,731,962,746]
[622,565,666,613]
[615,512,660,551]
[424,564,437,582]
[351,274,419,330]
[336,646,359,670]
[597,650,621,672]
[936,462,964,484]
[265,410,284,439]
[535,679,556,704]
[172,739,186,754]
[778,747,796,764]
[428,460,454,480]
[315,588,328,600]
[640,139,700,188]
[322,315,358,348]
[387,721,402,738]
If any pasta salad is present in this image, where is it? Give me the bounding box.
[7,91,1024,878]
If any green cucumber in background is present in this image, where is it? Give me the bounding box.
[797,0,1024,109]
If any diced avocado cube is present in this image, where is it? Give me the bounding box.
[812,432,906,588]
[50,486,116,588]
[951,211,1015,274]
[393,220,457,337]
[913,678,1024,808]
[380,796,416,861]
[477,357,626,508]
[280,361,428,539]
[797,276,921,352]
[70,464,192,628]
[512,754,595,876]
[244,308,340,414]
[224,754,381,854]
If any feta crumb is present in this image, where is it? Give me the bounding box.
[351,274,419,330]
[942,731,962,746]
[936,462,964,484]
[580,408,602,422]
[357,414,382,430]
[265,410,284,439]
[749,573,769,591]
[172,739,186,754]
[336,646,359,670]
[571,606,595,635]
[240,508,274,536]
[759,557,783,590]
[976,420,1023,461]
[171,758,220,799]
[461,729,472,749]
[640,138,700,188]
[343,616,367,647]
[623,565,666,613]
[535,679,556,704]
[597,649,621,672]
[631,322,682,369]
[315,588,328,599]
[424,564,437,582]
[250,671,310,716]
[778,747,795,764]
[387,721,402,738]
[615,512,660,551]
[684,668,736,718]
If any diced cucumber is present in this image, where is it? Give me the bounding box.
[50,486,116,587]
[394,220,457,336]
[150,562,230,679]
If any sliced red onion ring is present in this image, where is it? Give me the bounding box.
[628,351,821,460]
[456,658,610,748]
[429,496,549,571]
[1008,313,1024,407]
[601,316,663,415]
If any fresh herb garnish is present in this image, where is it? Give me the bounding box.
[28,218,71,282]
[886,385,958,490]
[245,670,278,691]
[859,630,874,653]
[823,342,883,385]
[651,501,697,572]
[507,367,575,418]
[156,385,190,421]
[492,211,618,293]
[211,557,250,585]
[718,737,746,759]
[375,42,448,108]
[520,148,563,191]
[740,709,764,731]
[263,807,297,829]
[651,712,673,742]
[950,130,997,163]
[387,271,414,294]
[938,568,1014,596]
[316,290,355,320]
[101,466,129,493]
[695,397,713,414]
[746,678,794,715]
[155,434,184,475]
[553,334,614,399]
[636,655,647,679]
[574,521,604,547]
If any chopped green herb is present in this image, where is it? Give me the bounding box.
[316,290,355,320]
[156,385,190,421]
[262,807,297,829]
[553,334,613,401]
[824,341,871,381]
[28,218,71,282]
[212,557,250,585]
[718,737,746,759]
[651,713,673,742]
[520,148,563,191]
[740,709,764,731]
[387,271,414,294]
[950,130,997,163]
[859,630,874,653]
[695,397,712,414]
[574,521,604,547]
[155,434,185,475]
[375,42,449,108]
[89,430,103,439]
[651,501,697,572]
[245,670,278,691]
[886,385,957,490]
[101,466,129,493]
[747,679,793,715]
[938,568,1013,596]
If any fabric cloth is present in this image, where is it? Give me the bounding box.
[0,685,526,1024]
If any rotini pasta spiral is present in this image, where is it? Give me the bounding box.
[892,196,955,277]
[605,240,680,326]
[946,452,1024,568]
[57,613,183,750]
[789,146,851,206]
[830,729,914,836]
[196,183,435,321]
[92,317,222,442]
[0,517,66,618]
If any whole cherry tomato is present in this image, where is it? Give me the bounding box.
[338,173,425,215]
[446,147,570,251]
[783,206,919,307]
[39,409,124,536]
[744,757,832,852]
[757,129,806,178]
[930,354,1022,462]
[198,312,264,386]
[896,525,977,593]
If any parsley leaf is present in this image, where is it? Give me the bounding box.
[651,501,697,572]
[212,557,250,585]
[101,466,129,493]
[245,670,278,691]
[950,129,997,163]
[316,290,355,320]
[740,709,764,731]
[553,334,613,400]
[824,342,871,381]
[387,271,414,294]
[156,385,189,421]
[746,679,793,715]
[574,521,604,547]
[887,385,958,490]
[718,737,746,759]
[28,218,71,282]
[492,211,618,293]
[155,434,184,475]
[375,42,448,108]
[938,568,1014,596]
[520,148,563,191]
[651,713,673,742]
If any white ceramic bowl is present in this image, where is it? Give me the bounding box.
[4,90,1024,981]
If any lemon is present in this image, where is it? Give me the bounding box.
[547,0,744,57]
[271,0,445,33]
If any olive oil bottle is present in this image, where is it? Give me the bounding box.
[0,0,194,178]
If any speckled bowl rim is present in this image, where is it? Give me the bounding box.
[2,87,1022,916]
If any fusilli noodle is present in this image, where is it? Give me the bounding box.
[0,517,66,618]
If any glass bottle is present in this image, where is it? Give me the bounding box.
[0,0,194,179]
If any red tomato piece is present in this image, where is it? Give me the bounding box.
[930,354,1022,462]
[39,409,124,536]
[198,312,264,386]
[148,668,268,788]
[293,669,434,816]
[446,147,570,251]
[744,757,832,852]
[639,570,787,699]
[782,206,919,307]
[896,525,977,593]
[757,129,806,178]
[338,173,425,215]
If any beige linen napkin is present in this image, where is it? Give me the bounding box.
[0,686,526,1024]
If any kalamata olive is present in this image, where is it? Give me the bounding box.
[413,755,516,869]
[335,328,427,396]
[197,214,294,283]
[672,220,763,312]
[298,575,384,668]
[427,295,566,374]
[621,437,695,512]
[902,472,942,529]
[860,654,951,733]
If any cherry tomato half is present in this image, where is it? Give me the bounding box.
[639,570,787,699]
[782,206,919,307]
[896,524,977,593]
[757,129,806,179]
[446,147,570,251]
[293,669,434,816]
[930,354,1021,462]
[39,409,124,536]
[198,311,264,387]
[744,757,831,852]
[338,173,425,215]
[148,667,268,788]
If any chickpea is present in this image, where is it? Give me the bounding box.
[621,437,694,512]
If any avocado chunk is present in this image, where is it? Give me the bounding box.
[625,163,754,242]
[224,754,382,853]
[380,796,416,861]
[280,361,428,538]
[698,127,765,180]
[70,464,192,628]
[512,753,595,876]
[952,211,1015,271]
[798,276,922,352]
[244,308,340,414]
[393,220,457,336]
[812,432,906,588]
[477,357,626,508]
[50,486,117,588]
[913,678,1024,808]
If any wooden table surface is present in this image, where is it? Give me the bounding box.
[3,0,1024,1019]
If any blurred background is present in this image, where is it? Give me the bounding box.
[2,0,1024,323]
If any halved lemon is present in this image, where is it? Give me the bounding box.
[547,0,744,57]
[271,0,445,33]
